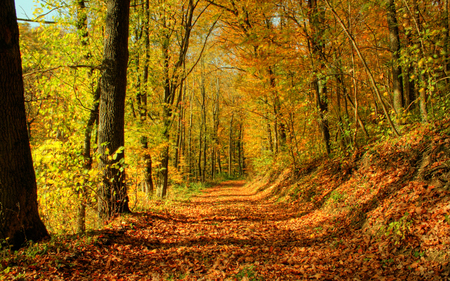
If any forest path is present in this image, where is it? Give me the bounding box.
[15,180,440,280]
[51,180,334,280]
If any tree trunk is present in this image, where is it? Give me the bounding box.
[201,72,207,182]
[79,85,100,233]
[410,0,428,122]
[157,113,170,198]
[228,114,234,176]
[140,136,154,196]
[314,77,331,154]
[140,0,150,121]
[217,150,222,174]
[157,32,171,199]
[266,116,273,153]
[202,128,207,182]
[197,117,203,181]
[238,123,243,175]
[77,0,100,234]
[174,84,184,170]
[211,79,220,180]
[387,0,404,119]
[445,0,450,81]
[0,1,49,249]
[308,0,331,155]
[187,84,193,181]
[268,68,286,152]
[97,0,131,220]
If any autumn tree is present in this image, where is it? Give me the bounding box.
[97,0,131,220]
[307,0,331,155]
[387,0,404,119]
[77,0,100,234]
[0,0,49,249]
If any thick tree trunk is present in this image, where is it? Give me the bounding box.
[314,78,331,155]
[97,0,131,220]
[308,0,331,155]
[0,1,49,249]
[387,0,404,119]
[404,3,417,111]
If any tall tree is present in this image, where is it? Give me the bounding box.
[387,0,404,119]
[97,0,131,220]
[77,0,100,234]
[308,0,331,155]
[0,0,49,249]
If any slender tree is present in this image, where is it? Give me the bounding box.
[0,0,49,249]
[77,0,101,234]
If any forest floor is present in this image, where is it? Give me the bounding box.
[1,179,449,280]
[2,124,450,280]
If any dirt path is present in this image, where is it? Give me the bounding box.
[6,180,445,280]
[57,180,322,280]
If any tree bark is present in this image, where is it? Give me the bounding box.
[140,0,150,121]
[140,137,154,196]
[445,0,450,80]
[238,123,243,175]
[0,0,49,249]
[97,0,131,220]
[387,0,404,119]
[308,0,331,155]
[211,78,220,180]
[77,0,100,234]
[404,0,428,121]
[187,84,193,181]
[228,114,234,176]
[201,69,207,182]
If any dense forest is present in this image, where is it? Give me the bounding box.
[1,0,450,279]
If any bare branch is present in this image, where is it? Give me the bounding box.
[17,18,56,24]
[324,0,400,137]
[23,65,102,77]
